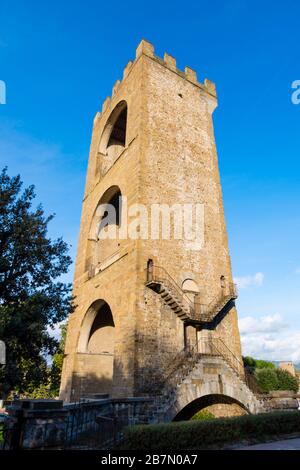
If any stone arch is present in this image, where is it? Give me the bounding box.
[163,356,262,422]
[78,299,115,353]
[85,185,123,277]
[76,299,115,396]
[173,394,249,421]
[98,100,128,174]
[182,278,200,294]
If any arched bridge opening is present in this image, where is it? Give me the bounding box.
[173,394,250,421]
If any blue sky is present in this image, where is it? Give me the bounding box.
[0,0,300,360]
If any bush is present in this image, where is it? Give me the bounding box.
[191,410,215,420]
[276,369,299,393]
[243,356,275,370]
[255,368,279,392]
[243,356,256,368]
[254,367,299,393]
[255,360,276,370]
[121,411,300,450]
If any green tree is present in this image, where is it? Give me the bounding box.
[0,168,72,398]
[50,322,67,396]
[276,368,299,393]
[255,359,275,370]
[255,368,279,392]
[243,356,256,368]
[243,356,275,370]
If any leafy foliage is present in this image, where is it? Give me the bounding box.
[255,368,279,392]
[121,411,300,450]
[0,168,72,398]
[276,368,299,393]
[243,356,297,393]
[255,359,276,370]
[243,356,275,371]
[50,323,67,396]
[254,367,299,393]
[191,409,215,420]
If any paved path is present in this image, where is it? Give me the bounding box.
[237,437,300,450]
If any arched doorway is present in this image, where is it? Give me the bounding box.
[173,394,249,421]
[77,300,115,397]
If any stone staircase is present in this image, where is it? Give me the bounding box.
[144,265,262,419]
[145,265,237,324]
[149,341,263,420]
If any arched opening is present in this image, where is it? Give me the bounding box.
[107,106,127,151]
[173,394,249,421]
[77,300,115,397]
[87,302,115,354]
[98,101,128,175]
[146,259,153,282]
[86,186,122,277]
[98,186,122,229]
[182,278,200,315]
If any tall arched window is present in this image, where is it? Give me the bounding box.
[86,186,122,277]
[98,101,128,175]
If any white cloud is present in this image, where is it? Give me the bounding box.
[239,314,300,362]
[239,313,287,335]
[234,272,264,289]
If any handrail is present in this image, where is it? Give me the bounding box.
[144,264,260,395]
[145,265,195,316]
[199,283,238,317]
[155,335,261,396]
[209,337,244,377]
[145,265,238,322]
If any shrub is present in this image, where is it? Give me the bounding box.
[243,356,256,368]
[121,411,300,450]
[254,367,299,393]
[255,360,276,370]
[276,369,299,393]
[191,410,215,420]
[255,368,279,392]
[243,356,275,370]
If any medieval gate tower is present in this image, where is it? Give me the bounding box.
[60,41,260,418]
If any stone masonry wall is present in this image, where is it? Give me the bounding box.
[60,40,244,404]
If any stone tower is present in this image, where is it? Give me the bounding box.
[60,40,244,405]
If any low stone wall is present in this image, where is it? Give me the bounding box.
[261,392,300,412]
[5,397,155,449]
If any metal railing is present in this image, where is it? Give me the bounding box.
[146,265,195,316]
[64,402,128,449]
[153,336,261,397]
[145,265,238,322]
[199,283,238,320]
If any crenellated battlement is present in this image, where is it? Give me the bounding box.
[98,39,217,119]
